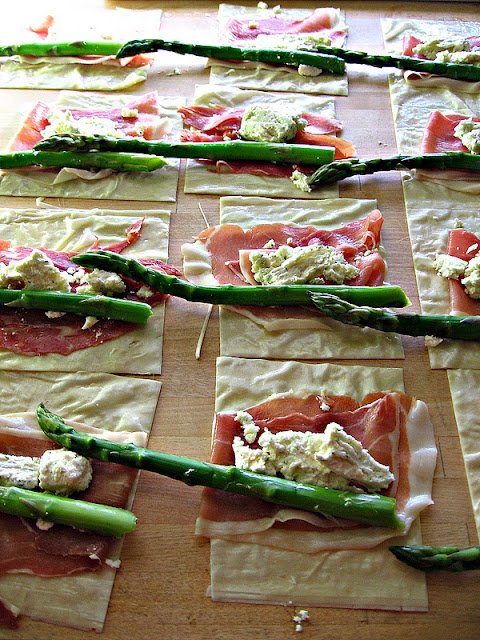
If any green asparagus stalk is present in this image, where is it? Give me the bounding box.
[0,485,136,537]
[390,544,480,572]
[115,38,480,82]
[0,150,166,172]
[71,250,411,308]
[0,289,152,324]
[115,38,345,74]
[305,153,480,189]
[309,292,480,341]
[36,404,403,529]
[297,43,480,82]
[0,41,123,57]
[34,135,335,166]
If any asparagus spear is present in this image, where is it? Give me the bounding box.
[34,135,335,166]
[115,38,346,75]
[0,485,136,537]
[71,250,411,308]
[310,292,480,341]
[0,41,123,57]
[390,545,480,572]
[36,404,403,529]
[305,153,480,189]
[0,150,166,172]
[297,43,480,82]
[115,38,480,82]
[0,289,152,324]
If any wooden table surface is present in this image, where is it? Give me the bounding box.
[1,2,479,639]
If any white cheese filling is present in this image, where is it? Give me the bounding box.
[413,37,480,64]
[232,413,394,493]
[453,119,480,154]
[0,448,93,497]
[0,249,71,291]
[239,104,306,143]
[248,243,360,285]
[434,251,480,299]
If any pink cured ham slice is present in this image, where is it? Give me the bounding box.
[223,8,347,48]
[9,92,166,153]
[0,219,180,357]
[402,34,480,83]
[178,105,343,136]
[445,227,480,316]
[403,34,480,59]
[25,14,152,68]
[196,210,385,287]
[197,391,422,542]
[418,110,480,183]
[421,110,480,154]
[179,105,356,167]
[186,212,386,330]
[0,427,139,578]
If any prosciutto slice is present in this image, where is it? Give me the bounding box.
[0,219,179,356]
[196,391,436,552]
[189,210,385,287]
[9,92,167,153]
[19,13,152,68]
[401,34,480,83]
[179,104,355,170]
[0,415,144,578]
[223,7,347,48]
[445,227,480,316]
[182,211,387,331]
[417,110,480,183]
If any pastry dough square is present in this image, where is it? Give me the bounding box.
[0,91,184,202]
[0,206,171,374]
[183,84,340,199]
[0,6,163,91]
[0,370,161,631]
[217,196,404,360]
[209,4,348,96]
[447,368,480,541]
[208,356,428,611]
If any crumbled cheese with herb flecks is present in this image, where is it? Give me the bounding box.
[462,255,480,298]
[0,453,40,489]
[239,104,306,143]
[76,268,126,296]
[0,249,71,292]
[39,448,93,496]
[121,107,139,118]
[298,64,323,77]
[255,32,332,51]
[43,108,123,139]
[293,609,310,632]
[233,423,394,492]
[290,169,312,192]
[433,253,468,280]
[234,410,260,443]
[249,243,359,285]
[137,285,155,299]
[413,37,471,60]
